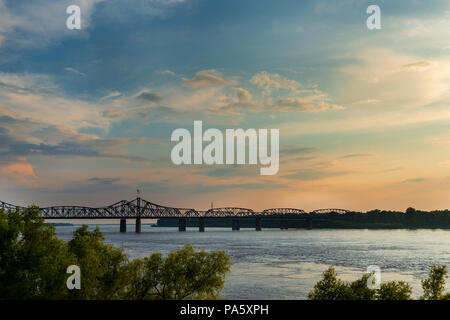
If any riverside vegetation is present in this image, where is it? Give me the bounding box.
[308,265,450,300]
[156,207,450,229]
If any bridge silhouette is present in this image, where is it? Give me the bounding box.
[0,198,350,233]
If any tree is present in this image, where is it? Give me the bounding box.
[377,281,412,300]
[123,244,231,300]
[348,273,376,300]
[308,267,353,300]
[421,265,448,300]
[0,207,75,299]
[67,225,129,300]
[309,267,415,300]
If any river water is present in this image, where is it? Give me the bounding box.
[54,225,450,299]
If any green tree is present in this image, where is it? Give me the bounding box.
[0,207,75,299]
[348,273,376,300]
[308,267,353,300]
[309,268,414,300]
[123,244,231,300]
[421,265,448,300]
[377,281,412,300]
[67,225,128,300]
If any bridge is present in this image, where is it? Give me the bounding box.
[0,198,349,233]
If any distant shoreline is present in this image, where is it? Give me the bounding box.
[154,213,450,230]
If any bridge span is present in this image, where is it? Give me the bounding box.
[0,198,346,233]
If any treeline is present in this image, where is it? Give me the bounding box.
[309,265,450,300]
[156,207,450,229]
[0,207,230,300]
[321,207,450,229]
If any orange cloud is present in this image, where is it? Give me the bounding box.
[2,158,36,184]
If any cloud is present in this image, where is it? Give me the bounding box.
[64,67,86,76]
[156,69,176,76]
[136,90,164,102]
[274,97,342,112]
[282,169,354,181]
[337,49,450,110]
[100,91,121,101]
[196,166,260,178]
[351,99,381,105]
[214,96,343,115]
[280,104,450,136]
[340,153,373,159]
[402,178,428,183]
[439,160,450,167]
[0,116,150,164]
[378,166,403,173]
[250,71,301,95]
[110,0,187,18]
[182,70,238,88]
[230,87,252,102]
[0,0,104,50]
[54,177,126,195]
[399,61,432,71]
[88,177,121,184]
[1,157,36,179]
[0,72,112,132]
[0,72,56,95]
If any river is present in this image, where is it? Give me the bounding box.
[54,225,450,299]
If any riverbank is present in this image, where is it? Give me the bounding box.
[155,211,450,229]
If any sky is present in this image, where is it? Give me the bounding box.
[0,0,450,211]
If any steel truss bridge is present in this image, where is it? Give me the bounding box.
[0,198,351,232]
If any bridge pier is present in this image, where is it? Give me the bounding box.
[232,219,240,231]
[306,217,313,230]
[199,217,205,232]
[135,218,141,233]
[255,217,262,231]
[120,219,127,233]
[178,218,186,232]
[280,219,288,230]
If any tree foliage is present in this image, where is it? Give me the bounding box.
[421,265,449,300]
[307,267,353,300]
[0,207,231,300]
[377,281,412,300]
[123,244,230,300]
[308,266,450,300]
[0,206,75,299]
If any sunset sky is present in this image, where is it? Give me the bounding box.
[1,0,450,211]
